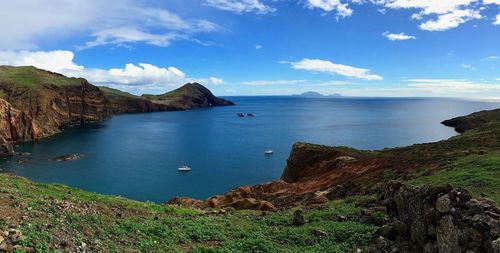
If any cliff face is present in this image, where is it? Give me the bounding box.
[0,66,111,154]
[0,66,111,141]
[142,82,234,110]
[0,99,37,156]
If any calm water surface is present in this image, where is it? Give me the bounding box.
[2,97,500,202]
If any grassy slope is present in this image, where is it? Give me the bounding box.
[0,66,82,89]
[0,174,378,252]
[403,113,500,202]
[99,86,147,102]
[408,154,500,202]
[288,109,500,203]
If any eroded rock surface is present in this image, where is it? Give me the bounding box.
[370,181,500,253]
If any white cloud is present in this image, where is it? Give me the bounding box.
[242,80,308,86]
[419,9,482,31]
[461,64,477,70]
[490,56,500,59]
[306,0,353,17]
[382,31,416,40]
[377,0,486,31]
[0,50,83,72]
[494,14,500,25]
[483,0,500,4]
[0,50,224,94]
[0,0,219,50]
[255,44,263,50]
[383,0,477,15]
[204,0,275,14]
[405,79,500,94]
[242,79,350,86]
[288,58,383,81]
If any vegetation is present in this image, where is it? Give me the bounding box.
[409,153,500,202]
[99,86,143,100]
[0,66,82,89]
[0,174,378,252]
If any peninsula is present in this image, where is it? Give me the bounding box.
[0,66,234,157]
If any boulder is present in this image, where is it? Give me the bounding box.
[292,210,306,226]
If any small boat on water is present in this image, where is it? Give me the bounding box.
[264,149,274,155]
[247,113,255,117]
[178,164,192,172]
[237,113,245,117]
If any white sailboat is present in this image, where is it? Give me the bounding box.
[264,148,274,155]
[178,160,192,172]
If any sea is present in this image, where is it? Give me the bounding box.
[2,96,500,203]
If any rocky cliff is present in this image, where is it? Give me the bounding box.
[0,99,38,156]
[142,82,234,110]
[0,66,111,155]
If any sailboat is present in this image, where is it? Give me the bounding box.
[264,148,274,155]
[178,160,192,172]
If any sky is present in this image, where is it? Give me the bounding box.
[0,0,499,97]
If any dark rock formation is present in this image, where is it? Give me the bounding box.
[142,82,234,110]
[370,181,500,253]
[51,154,80,162]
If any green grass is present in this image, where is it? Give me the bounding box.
[0,66,81,89]
[409,153,500,202]
[99,86,142,99]
[0,174,379,252]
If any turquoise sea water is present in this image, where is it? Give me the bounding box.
[2,96,500,202]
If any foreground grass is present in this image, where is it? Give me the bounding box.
[408,153,500,203]
[0,174,378,252]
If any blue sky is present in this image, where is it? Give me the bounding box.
[0,0,499,97]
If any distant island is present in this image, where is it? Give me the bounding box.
[292,91,342,98]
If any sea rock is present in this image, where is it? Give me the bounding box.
[51,154,80,162]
